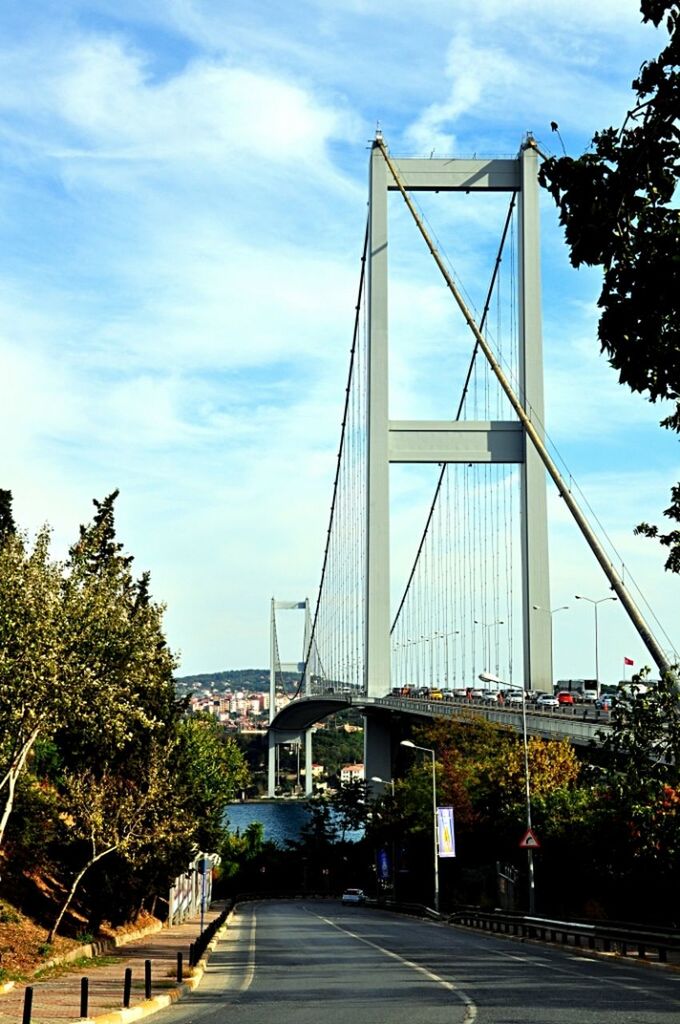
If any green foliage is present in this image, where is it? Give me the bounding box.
[0,489,16,546]
[595,674,680,873]
[0,493,251,938]
[312,725,363,778]
[328,779,369,839]
[0,900,20,923]
[172,713,250,852]
[0,527,64,847]
[539,1,680,569]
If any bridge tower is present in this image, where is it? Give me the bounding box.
[268,598,313,797]
[363,138,551,781]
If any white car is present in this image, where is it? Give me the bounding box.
[480,690,503,703]
[536,694,559,708]
[341,888,366,905]
[505,690,526,704]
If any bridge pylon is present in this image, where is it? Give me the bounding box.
[365,138,552,706]
[268,598,312,798]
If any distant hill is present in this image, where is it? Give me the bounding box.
[175,668,299,693]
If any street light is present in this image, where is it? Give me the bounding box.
[474,619,504,672]
[370,775,395,796]
[575,595,618,688]
[532,604,569,683]
[481,674,536,913]
[400,740,439,913]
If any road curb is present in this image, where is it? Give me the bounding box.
[75,916,233,1024]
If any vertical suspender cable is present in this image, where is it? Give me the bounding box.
[376,137,672,677]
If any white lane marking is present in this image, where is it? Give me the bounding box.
[480,936,680,1007]
[237,908,257,992]
[308,910,477,1023]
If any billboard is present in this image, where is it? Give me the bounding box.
[437,806,456,858]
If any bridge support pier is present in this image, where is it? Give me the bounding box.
[364,714,393,794]
[305,728,313,796]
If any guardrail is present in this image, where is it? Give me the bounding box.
[449,909,680,963]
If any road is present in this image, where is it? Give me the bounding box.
[152,900,680,1024]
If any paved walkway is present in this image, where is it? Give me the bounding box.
[0,904,227,1024]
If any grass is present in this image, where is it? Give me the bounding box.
[33,955,120,981]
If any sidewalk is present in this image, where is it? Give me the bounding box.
[0,904,228,1024]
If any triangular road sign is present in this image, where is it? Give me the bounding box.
[519,828,541,849]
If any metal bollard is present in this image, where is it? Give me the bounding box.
[80,977,89,1019]
[144,959,152,1000]
[123,967,132,1008]
[22,986,34,1024]
[177,951,183,983]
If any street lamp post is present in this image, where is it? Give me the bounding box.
[519,687,536,915]
[370,775,395,796]
[370,775,397,899]
[400,740,439,913]
[532,605,569,684]
[575,595,618,689]
[474,619,504,673]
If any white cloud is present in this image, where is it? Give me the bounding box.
[0,2,676,678]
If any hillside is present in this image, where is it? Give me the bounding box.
[175,668,299,693]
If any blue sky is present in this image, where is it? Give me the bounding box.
[1,0,677,681]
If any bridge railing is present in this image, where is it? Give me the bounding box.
[450,908,680,963]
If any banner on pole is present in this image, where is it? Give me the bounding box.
[437,806,456,858]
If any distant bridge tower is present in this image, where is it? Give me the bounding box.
[268,598,313,798]
[363,137,551,781]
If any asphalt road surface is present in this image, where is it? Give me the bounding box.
[156,900,680,1024]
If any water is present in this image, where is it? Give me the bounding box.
[225,801,362,846]
[225,801,313,846]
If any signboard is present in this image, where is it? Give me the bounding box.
[377,848,391,880]
[437,806,456,858]
[519,828,541,849]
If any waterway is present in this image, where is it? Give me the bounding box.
[225,800,362,847]
[225,800,312,846]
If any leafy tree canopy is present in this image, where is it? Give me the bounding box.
[539,1,680,570]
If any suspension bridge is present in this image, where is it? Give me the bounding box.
[267,131,677,796]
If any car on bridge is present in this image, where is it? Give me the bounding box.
[505,690,526,705]
[557,691,575,706]
[536,694,559,708]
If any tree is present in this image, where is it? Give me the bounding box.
[539,1,680,569]
[47,741,184,942]
[595,676,680,870]
[0,489,16,546]
[329,779,369,840]
[171,713,250,853]
[57,491,179,769]
[0,529,64,848]
[540,0,680,404]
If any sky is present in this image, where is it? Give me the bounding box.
[0,0,677,683]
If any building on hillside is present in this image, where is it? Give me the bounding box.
[340,763,364,783]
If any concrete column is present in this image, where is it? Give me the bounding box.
[365,139,392,698]
[518,143,552,691]
[305,728,313,796]
[364,714,392,792]
[268,598,276,796]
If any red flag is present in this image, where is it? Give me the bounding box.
[624,657,634,666]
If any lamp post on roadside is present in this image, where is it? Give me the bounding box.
[370,775,395,796]
[474,619,504,674]
[519,685,536,915]
[575,595,618,690]
[370,775,397,899]
[532,605,569,684]
[400,740,439,912]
